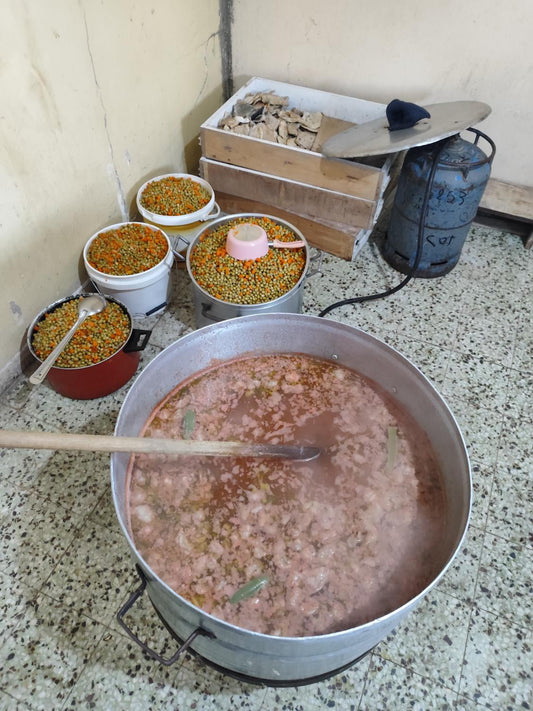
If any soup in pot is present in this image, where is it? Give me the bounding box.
[126,353,447,637]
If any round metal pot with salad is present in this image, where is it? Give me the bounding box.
[111,313,471,683]
[27,294,151,399]
[181,213,320,328]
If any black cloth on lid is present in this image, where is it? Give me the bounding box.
[386,99,431,131]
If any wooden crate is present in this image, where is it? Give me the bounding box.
[200,158,376,230]
[200,77,395,259]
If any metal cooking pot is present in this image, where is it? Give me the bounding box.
[178,213,321,328]
[111,314,470,683]
[27,294,151,399]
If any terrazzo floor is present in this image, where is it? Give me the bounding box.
[0,222,531,710]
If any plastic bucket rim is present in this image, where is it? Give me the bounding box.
[83,222,173,286]
[136,173,215,226]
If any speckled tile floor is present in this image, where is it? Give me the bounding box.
[0,223,532,710]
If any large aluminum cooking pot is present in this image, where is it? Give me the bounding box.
[111,314,471,683]
[181,213,320,328]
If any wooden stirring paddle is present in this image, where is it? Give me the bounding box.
[0,429,320,461]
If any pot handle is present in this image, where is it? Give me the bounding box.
[117,565,215,667]
[306,249,324,279]
[200,302,245,323]
[123,328,151,353]
[171,235,191,262]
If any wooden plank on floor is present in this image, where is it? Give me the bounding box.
[480,178,533,221]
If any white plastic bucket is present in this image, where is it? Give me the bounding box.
[136,173,220,227]
[83,223,174,317]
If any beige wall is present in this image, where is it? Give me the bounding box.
[232,0,531,187]
[1,0,222,382]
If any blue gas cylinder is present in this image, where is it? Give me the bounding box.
[382,129,495,277]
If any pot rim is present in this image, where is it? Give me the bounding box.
[83,222,172,281]
[113,313,472,643]
[186,213,311,307]
[27,292,134,372]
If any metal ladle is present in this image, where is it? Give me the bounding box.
[29,294,107,385]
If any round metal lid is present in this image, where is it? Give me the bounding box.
[321,100,491,158]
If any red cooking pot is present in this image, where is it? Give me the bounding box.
[27,294,151,399]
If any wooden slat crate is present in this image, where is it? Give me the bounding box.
[199,77,395,260]
[200,158,376,231]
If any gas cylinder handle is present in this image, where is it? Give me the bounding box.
[468,127,496,165]
[116,565,215,666]
[438,128,496,170]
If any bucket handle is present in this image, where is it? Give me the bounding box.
[201,201,221,222]
[170,202,221,262]
[117,564,215,666]
[171,202,222,262]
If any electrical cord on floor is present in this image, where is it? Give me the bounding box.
[318,139,450,318]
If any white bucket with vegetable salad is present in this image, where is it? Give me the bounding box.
[136,173,220,257]
[83,222,174,317]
